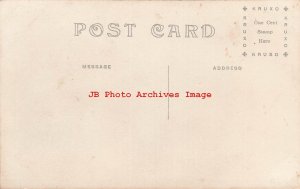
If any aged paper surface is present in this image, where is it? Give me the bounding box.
[0,0,300,189]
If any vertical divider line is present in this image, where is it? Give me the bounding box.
[168,65,170,120]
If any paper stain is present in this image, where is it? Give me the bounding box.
[57,77,65,90]
[228,21,240,44]
[283,117,289,127]
[224,47,232,58]
[155,13,162,20]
